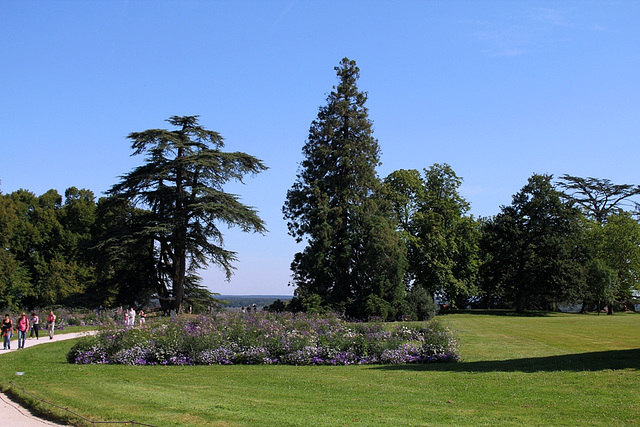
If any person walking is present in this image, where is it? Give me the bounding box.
[138,309,146,326]
[46,311,56,339]
[2,314,13,350]
[128,307,136,326]
[29,312,40,339]
[16,313,29,349]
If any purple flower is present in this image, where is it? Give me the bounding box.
[68,312,460,366]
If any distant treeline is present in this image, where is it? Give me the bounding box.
[219,295,293,309]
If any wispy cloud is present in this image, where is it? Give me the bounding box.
[469,23,533,57]
[532,8,567,26]
[492,49,526,57]
[463,6,577,57]
[271,0,298,30]
[279,0,298,20]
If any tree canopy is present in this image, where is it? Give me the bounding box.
[108,115,267,313]
[558,175,640,223]
[384,164,480,308]
[283,58,406,319]
[479,174,584,312]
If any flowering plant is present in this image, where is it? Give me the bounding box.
[68,312,460,366]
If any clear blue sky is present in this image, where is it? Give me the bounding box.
[1,1,638,296]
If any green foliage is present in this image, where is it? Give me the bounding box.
[479,174,584,311]
[108,115,267,313]
[584,258,617,307]
[384,164,480,309]
[89,197,159,308]
[600,213,640,298]
[0,195,31,309]
[577,212,640,311]
[182,276,222,313]
[557,175,640,312]
[261,298,289,312]
[363,294,395,320]
[558,174,640,223]
[0,188,97,309]
[300,293,328,314]
[283,58,406,319]
[0,115,268,313]
[405,285,437,320]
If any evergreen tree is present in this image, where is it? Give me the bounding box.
[283,58,406,319]
[90,197,159,308]
[558,175,640,223]
[108,116,267,313]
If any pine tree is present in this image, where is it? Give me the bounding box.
[283,58,406,319]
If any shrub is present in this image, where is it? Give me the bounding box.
[67,335,109,364]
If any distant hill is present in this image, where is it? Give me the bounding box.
[217,295,293,309]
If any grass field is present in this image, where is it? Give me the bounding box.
[1,312,638,426]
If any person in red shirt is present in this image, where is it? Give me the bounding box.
[17,313,29,349]
[46,311,56,340]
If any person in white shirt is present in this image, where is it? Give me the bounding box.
[128,308,136,326]
[29,312,40,339]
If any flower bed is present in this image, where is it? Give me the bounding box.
[67,312,460,365]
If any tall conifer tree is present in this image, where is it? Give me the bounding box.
[284,58,406,319]
[109,116,267,312]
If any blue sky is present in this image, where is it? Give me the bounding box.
[1,1,638,295]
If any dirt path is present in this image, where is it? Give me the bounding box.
[1,331,93,426]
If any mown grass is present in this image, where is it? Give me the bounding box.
[1,312,638,426]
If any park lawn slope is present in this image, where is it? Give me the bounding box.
[1,312,638,426]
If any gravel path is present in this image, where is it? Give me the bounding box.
[1,332,93,426]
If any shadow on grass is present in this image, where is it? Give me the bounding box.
[372,348,640,373]
[438,309,640,317]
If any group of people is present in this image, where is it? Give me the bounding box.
[2,311,57,350]
[119,307,146,326]
[240,304,258,313]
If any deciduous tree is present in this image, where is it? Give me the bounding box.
[479,174,583,312]
[559,175,640,313]
[579,212,640,313]
[384,164,479,308]
[0,193,30,309]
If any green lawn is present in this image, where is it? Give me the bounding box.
[1,313,638,426]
